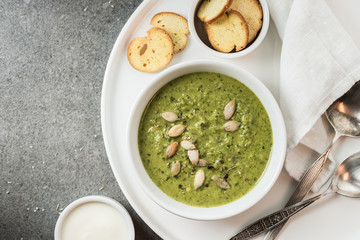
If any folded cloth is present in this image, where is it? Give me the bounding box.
[267,0,360,192]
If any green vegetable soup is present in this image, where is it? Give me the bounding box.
[138,72,272,207]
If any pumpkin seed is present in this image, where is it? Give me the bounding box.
[187,149,199,165]
[212,175,230,189]
[180,140,196,150]
[161,112,180,122]
[165,142,178,159]
[168,124,185,137]
[196,159,210,167]
[224,99,236,120]
[223,121,240,132]
[194,169,205,189]
[171,161,181,176]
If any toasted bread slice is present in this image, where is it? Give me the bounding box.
[229,0,262,43]
[197,0,233,23]
[127,27,174,72]
[204,10,248,52]
[151,12,190,54]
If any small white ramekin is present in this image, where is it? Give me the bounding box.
[54,195,135,240]
[188,0,270,58]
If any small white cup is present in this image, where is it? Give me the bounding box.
[188,0,270,58]
[54,195,135,240]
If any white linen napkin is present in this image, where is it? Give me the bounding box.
[267,0,360,191]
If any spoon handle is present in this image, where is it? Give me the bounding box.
[231,144,332,240]
[261,143,333,240]
[230,194,325,240]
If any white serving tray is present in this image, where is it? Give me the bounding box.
[101,0,360,239]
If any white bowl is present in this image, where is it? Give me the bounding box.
[54,195,135,240]
[127,60,286,220]
[188,0,270,58]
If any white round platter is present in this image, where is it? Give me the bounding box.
[101,0,360,239]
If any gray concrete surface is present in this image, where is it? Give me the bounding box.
[0,0,161,239]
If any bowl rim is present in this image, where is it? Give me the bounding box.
[188,0,270,58]
[127,59,286,220]
[54,195,135,240]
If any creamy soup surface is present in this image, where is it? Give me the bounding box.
[138,72,273,207]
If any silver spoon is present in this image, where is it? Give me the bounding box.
[325,80,360,147]
[232,151,360,239]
